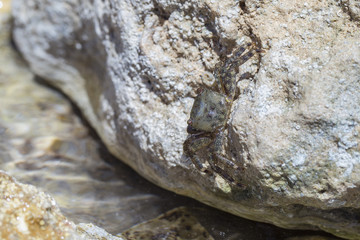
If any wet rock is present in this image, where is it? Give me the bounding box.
[119,207,214,240]
[0,171,81,240]
[12,0,360,239]
[77,223,124,240]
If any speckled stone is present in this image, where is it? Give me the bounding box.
[0,171,80,240]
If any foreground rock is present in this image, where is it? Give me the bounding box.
[0,171,80,240]
[0,171,125,240]
[12,0,360,238]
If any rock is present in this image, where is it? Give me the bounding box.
[0,171,81,240]
[119,207,214,240]
[2,1,337,239]
[12,0,360,239]
[0,170,122,240]
[1,1,344,239]
[77,223,124,240]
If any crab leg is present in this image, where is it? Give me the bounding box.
[213,44,256,99]
[207,129,240,183]
[183,133,213,172]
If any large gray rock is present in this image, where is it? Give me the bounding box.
[2,2,335,238]
[12,0,360,238]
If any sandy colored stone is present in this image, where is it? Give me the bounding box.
[0,171,80,240]
[12,0,360,239]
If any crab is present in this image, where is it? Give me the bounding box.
[183,41,260,186]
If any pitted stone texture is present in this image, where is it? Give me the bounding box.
[0,171,81,240]
[12,0,360,239]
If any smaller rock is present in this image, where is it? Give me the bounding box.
[0,170,81,240]
[119,207,214,240]
[77,223,124,240]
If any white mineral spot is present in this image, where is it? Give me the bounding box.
[17,215,29,234]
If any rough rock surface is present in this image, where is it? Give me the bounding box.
[12,0,360,239]
[1,1,343,239]
[119,207,214,240]
[0,171,80,240]
[0,171,121,240]
[77,223,124,240]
